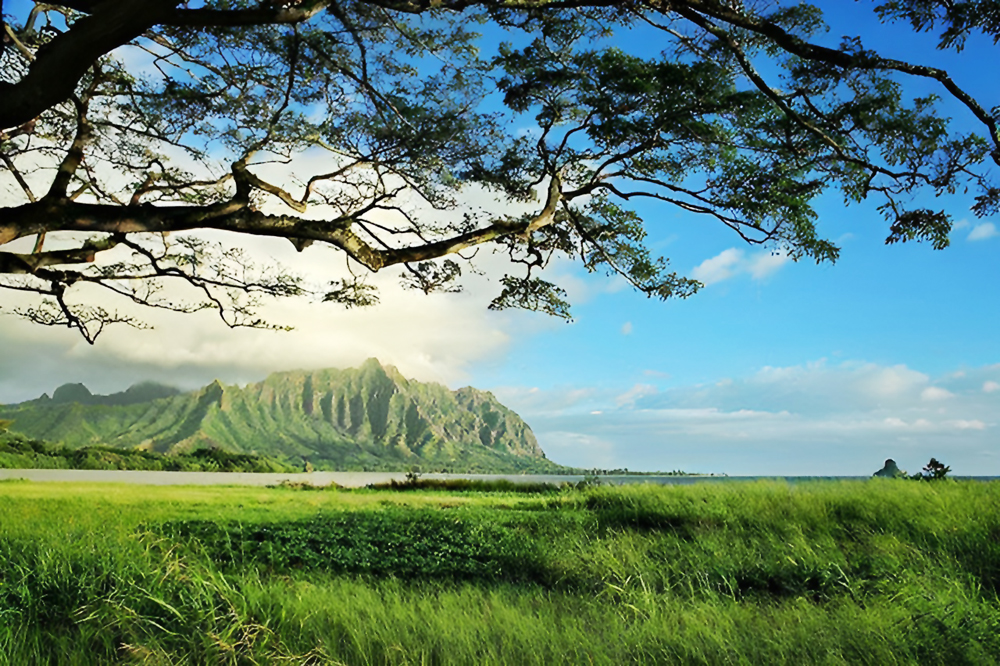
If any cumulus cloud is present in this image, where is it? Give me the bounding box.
[691,248,743,285]
[921,386,954,401]
[747,250,791,280]
[509,359,999,475]
[654,360,933,414]
[0,277,514,403]
[984,381,1000,393]
[968,222,999,241]
[950,419,986,430]
[691,248,791,286]
[857,364,930,401]
[0,226,544,403]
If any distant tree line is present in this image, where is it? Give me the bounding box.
[0,431,294,472]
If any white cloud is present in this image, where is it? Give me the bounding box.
[0,229,542,402]
[537,431,617,468]
[747,250,791,280]
[621,321,633,335]
[984,381,1000,393]
[921,386,954,401]
[0,277,512,401]
[968,222,999,242]
[490,385,600,415]
[861,365,930,400]
[615,383,658,407]
[515,359,1000,475]
[691,248,743,285]
[950,419,986,430]
[691,247,791,286]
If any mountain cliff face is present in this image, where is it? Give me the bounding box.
[0,359,556,473]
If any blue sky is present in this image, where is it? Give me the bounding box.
[1,2,997,475]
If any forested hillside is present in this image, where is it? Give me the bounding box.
[0,359,558,473]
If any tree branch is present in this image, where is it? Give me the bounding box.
[0,174,564,273]
[0,236,119,274]
[672,0,1000,161]
[0,0,181,131]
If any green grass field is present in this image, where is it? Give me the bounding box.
[1,479,999,664]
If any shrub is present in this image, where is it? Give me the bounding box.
[912,458,951,481]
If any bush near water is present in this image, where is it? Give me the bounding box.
[2,479,1000,664]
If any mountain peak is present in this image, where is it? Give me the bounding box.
[52,383,93,404]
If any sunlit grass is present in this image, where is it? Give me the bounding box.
[1,480,999,664]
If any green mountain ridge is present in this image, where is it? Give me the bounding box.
[34,381,183,407]
[0,359,559,473]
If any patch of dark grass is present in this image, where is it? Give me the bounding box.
[365,476,565,494]
[266,479,342,491]
[160,509,551,585]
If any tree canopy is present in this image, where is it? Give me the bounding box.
[0,0,997,342]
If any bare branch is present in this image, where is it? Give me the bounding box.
[0,236,118,274]
[0,151,37,203]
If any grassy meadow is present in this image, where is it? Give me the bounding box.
[1,478,999,664]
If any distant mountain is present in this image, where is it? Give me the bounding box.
[40,381,182,407]
[0,359,560,473]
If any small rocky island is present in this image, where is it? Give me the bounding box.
[873,458,906,478]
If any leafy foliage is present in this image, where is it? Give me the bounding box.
[1,1,998,339]
[912,457,952,481]
[322,278,380,307]
[876,0,1000,49]
[489,275,572,319]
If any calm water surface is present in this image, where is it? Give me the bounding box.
[0,469,994,487]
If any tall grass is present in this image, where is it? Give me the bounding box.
[1,480,999,664]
